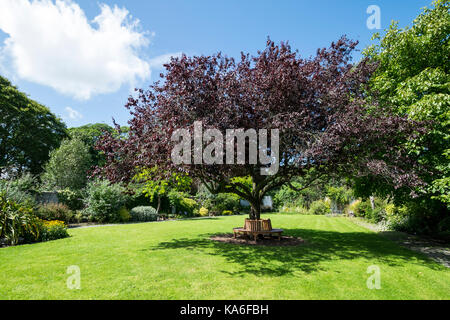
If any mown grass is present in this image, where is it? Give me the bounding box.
[0,214,449,299]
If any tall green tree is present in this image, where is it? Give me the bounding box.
[363,0,449,207]
[68,123,114,168]
[0,76,67,175]
[69,123,129,168]
[41,138,92,191]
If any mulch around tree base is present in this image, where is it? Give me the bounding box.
[210,233,305,246]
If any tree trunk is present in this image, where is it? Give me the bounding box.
[249,199,261,220]
[156,194,161,214]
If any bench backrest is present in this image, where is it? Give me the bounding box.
[244,219,272,231]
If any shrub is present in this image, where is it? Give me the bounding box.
[309,200,331,215]
[346,199,361,216]
[180,197,198,216]
[35,203,74,223]
[199,207,209,217]
[368,207,386,223]
[35,220,69,242]
[356,200,372,218]
[74,211,84,223]
[212,193,240,213]
[0,191,40,245]
[222,210,233,216]
[0,176,36,208]
[83,180,129,223]
[118,207,131,222]
[326,186,353,211]
[57,189,84,211]
[384,203,396,216]
[130,206,158,222]
[280,205,309,214]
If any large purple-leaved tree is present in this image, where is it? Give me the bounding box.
[95,37,425,220]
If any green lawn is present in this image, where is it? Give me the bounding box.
[0,214,449,300]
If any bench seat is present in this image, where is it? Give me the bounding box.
[233,224,283,241]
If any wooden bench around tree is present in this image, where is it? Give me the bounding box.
[233,219,283,241]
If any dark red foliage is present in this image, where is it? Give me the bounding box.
[95,37,426,219]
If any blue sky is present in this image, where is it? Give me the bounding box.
[0,0,431,128]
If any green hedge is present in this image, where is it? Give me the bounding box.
[130,206,158,222]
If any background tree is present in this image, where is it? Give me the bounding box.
[41,138,91,190]
[0,75,67,176]
[96,37,426,220]
[358,0,449,232]
[68,123,129,168]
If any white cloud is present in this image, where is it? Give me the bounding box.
[65,106,83,120]
[149,52,183,70]
[0,0,154,100]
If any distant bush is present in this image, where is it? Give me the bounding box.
[212,193,240,214]
[326,186,352,212]
[130,206,158,222]
[180,197,198,215]
[83,180,129,223]
[167,191,198,216]
[309,200,331,215]
[57,189,84,211]
[35,203,74,223]
[368,207,386,223]
[355,200,372,218]
[346,199,361,216]
[280,205,309,215]
[222,210,233,216]
[118,207,131,222]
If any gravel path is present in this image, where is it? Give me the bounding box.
[349,217,450,268]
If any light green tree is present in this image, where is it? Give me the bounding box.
[135,167,192,213]
[41,139,92,191]
[363,0,449,207]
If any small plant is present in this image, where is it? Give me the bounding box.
[74,211,84,223]
[130,206,158,222]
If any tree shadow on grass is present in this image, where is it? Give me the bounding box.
[146,228,442,276]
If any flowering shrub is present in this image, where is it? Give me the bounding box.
[36,219,69,242]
